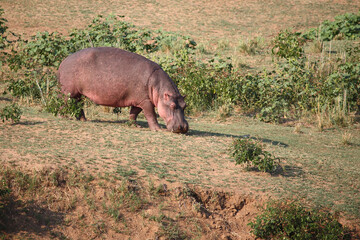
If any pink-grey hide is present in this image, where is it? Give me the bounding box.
[58,47,189,133]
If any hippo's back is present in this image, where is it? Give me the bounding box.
[58,47,160,107]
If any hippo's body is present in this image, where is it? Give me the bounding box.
[58,47,188,133]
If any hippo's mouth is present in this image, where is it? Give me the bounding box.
[168,123,189,134]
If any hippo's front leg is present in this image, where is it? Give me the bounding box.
[140,100,161,131]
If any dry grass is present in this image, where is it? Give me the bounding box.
[1,0,358,46]
[341,131,353,146]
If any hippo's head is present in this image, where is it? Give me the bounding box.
[157,93,189,133]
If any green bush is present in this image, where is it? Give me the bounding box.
[157,50,239,113]
[272,29,304,60]
[303,11,360,41]
[236,44,360,123]
[0,8,8,50]
[0,8,9,69]
[7,31,68,71]
[67,15,196,55]
[249,200,350,239]
[321,45,360,111]
[45,90,84,119]
[0,103,22,123]
[231,138,278,172]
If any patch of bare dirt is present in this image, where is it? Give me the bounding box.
[0,163,262,239]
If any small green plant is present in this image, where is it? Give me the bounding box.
[249,200,350,240]
[231,138,278,172]
[0,8,8,47]
[0,103,22,123]
[112,107,122,120]
[272,29,304,60]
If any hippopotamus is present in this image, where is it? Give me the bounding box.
[57,47,189,133]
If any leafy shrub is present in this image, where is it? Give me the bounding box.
[6,74,40,99]
[67,15,196,55]
[303,11,360,41]
[233,58,316,122]
[7,31,68,71]
[45,90,84,119]
[321,45,360,111]
[0,8,8,50]
[237,42,360,123]
[231,138,278,172]
[157,50,240,113]
[0,103,22,123]
[272,29,304,60]
[0,8,9,69]
[249,200,350,239]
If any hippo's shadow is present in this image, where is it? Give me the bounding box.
[187,129,288,148]
[16,121,44,126]
[89,119,288,147]
[90,119,150,128]
[0,97,13,102]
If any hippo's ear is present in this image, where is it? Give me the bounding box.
[182,95,187,99]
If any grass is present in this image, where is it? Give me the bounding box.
[1,100,359,223]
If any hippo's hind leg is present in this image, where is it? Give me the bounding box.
[129,106,143,127]
[129,106,142,121]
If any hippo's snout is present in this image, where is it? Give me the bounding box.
[169,120,189,134]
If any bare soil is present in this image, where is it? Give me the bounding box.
[1,162,264,240]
